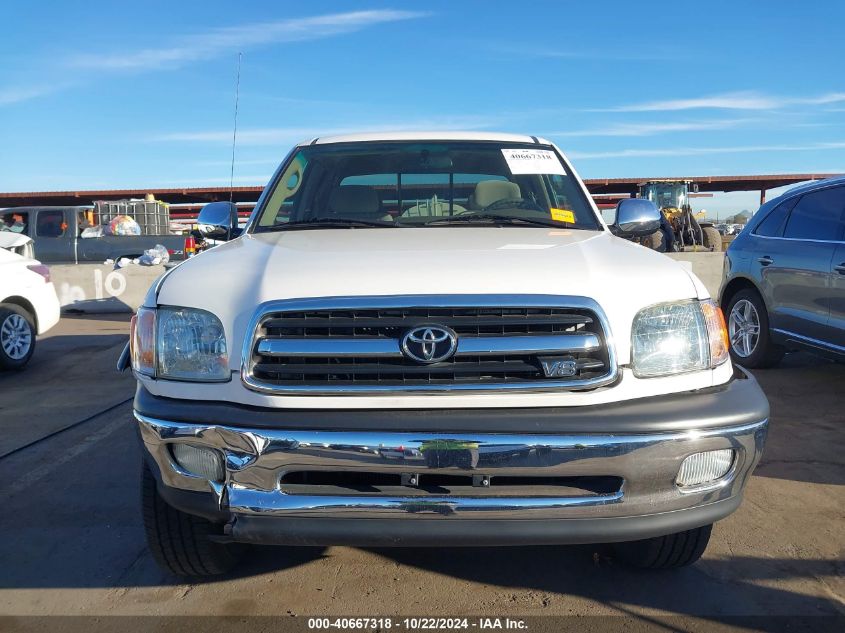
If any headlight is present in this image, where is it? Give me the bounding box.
[631,299,729,378]
[130,306,229,382]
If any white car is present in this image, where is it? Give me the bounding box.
[0,244,60,369]
[124,131,769,576]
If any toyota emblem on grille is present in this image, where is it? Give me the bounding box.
[401,326,458,364]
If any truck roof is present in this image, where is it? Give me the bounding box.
[307,131,553,146]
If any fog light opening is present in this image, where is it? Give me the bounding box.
[676,449,734,488]
[170,443,225,482]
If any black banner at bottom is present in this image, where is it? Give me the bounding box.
[1,616,843,633]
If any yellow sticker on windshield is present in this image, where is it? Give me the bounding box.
[551,208,575,224]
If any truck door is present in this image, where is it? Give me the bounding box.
[758,186,843,345]
[34,209,75,263]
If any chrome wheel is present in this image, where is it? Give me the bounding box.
[728,299,760,358]
[1,313,32,360]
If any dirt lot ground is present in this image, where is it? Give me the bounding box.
[0,315,842,628]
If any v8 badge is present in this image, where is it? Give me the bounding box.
[539,357,578,378]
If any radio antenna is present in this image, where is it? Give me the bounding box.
[229,52,242,204]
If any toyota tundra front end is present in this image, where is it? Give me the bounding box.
[125,132,768,577]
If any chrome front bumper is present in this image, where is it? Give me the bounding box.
[137,412,767,532]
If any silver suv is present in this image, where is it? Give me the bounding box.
[720,176,845,367]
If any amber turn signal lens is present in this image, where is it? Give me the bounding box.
[131,307,156,376]
[701,300,729,367]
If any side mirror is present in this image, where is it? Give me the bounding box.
[197,201,239,240]
[612,198,662,237]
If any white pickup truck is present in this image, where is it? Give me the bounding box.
[124,132,769,577]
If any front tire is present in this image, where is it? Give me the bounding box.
[613,524,712,569]
[643,230,665,251]
[0,304,36,370]
[141,463,243,578]
[702,226,722,252]
[725,289,784,368]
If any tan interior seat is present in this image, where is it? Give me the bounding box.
[327,185,392,222]
[468,180,522,210]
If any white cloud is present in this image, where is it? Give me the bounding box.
[568,141,845,160]
[551,119,748,137]
[148,116,501,145]
[0,83,66,106]
[68,10,427,71]
[802,93,845,105]
[2,10,427,106]
[151,127,326,144]
[596,91,845,112]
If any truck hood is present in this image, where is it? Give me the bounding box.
[155,227,704,364]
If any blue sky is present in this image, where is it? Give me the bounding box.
[2,0,844,215]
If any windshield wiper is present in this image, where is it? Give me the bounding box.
[422,213,581,229]
[262,217,399,231]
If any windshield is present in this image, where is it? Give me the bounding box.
[252,142,601,231]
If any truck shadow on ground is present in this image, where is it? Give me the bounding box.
[3,534,844,623]
[230,545,845,620]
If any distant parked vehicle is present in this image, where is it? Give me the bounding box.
[0,205,187,264]
[0,244,60,369]
[0,232,35,258]
[720,176,845,367]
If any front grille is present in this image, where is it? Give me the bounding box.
[262,307,592,338]
[252,354,608,385]
[242,296,617,394]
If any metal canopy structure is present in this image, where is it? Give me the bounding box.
[0,186,263,207]
[582,173,840,195]
[0,173,839,210]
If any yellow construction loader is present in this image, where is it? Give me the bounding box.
[638,180,722,251]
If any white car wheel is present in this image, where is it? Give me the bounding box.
[0,305,36,369]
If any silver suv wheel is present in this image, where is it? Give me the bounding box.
[1,313,32,360]
[728,299,760,358]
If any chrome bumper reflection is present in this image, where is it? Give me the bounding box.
[136,412,767,521]
[228,487,623,518]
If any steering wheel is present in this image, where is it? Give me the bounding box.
[481,198,543,213]
[401,197,467,218]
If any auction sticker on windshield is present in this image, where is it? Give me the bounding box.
[501,149,566,175]
[550,208,575,223]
